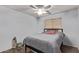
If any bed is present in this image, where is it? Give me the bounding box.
[23,28,65,53]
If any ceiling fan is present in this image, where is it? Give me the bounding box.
[30,5,53,16]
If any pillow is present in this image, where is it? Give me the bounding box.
[45,30,58,34]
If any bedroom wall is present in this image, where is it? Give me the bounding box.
[38,8,79,48]
[0,6,37,52]
[0,6,79,52]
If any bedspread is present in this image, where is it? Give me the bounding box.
[23,32,64,53]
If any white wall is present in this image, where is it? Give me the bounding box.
[0,6,37,52]
[38,8,79,48]
[0,6,79,52]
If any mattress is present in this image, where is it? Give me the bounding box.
[23,32,64,53]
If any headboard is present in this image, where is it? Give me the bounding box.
[44,28,63,33]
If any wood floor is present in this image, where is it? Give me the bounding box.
[1,45,79,53]
[61,45,79,53]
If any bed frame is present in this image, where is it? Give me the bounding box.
[24,28,63,53]
[44,28,63,32]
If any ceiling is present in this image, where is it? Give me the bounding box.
[2,5,79,18]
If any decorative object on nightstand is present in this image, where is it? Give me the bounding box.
[16,42,23,48]
[12,37,17,48]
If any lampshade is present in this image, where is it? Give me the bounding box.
[44,18,62,29]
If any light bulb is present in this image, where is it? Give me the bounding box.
[34,9,47,16]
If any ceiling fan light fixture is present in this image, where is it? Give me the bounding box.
[34,9,47,16]
[30,5,53,16]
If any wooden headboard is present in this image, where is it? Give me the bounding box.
[44,28,63,32]
[44,18,63,33]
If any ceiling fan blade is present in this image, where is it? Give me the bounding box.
[44,5,53,10]
[35,5,44,8]
[30,5,45,9]
[30,5,37,9]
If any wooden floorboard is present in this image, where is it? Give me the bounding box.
[61,45,79,53]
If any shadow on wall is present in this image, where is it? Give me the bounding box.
[63,34,73,46]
